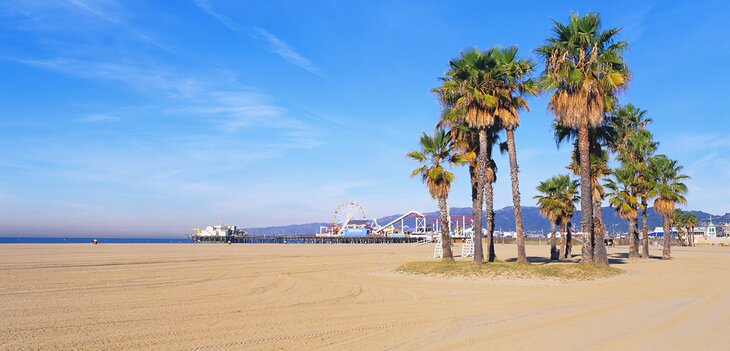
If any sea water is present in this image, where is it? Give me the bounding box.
[0,237,191,244]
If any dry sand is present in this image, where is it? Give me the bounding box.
[2,243,730,350]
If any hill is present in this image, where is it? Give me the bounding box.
[245,206,723,236]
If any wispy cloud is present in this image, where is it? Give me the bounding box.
[618,2,655,43]
[11,56,318,141]
[252,27,321,75]
[70,0,176,52]
[77,113,120,123]
[1,0,175,52]
[662,132,730,155]
[193,0,242,32]
[171,91,308,133]
[12,57,201,98]
[194,0,321,75]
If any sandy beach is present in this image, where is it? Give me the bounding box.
[2,243,730,350]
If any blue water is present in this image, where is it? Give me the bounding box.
[0,237,192,244]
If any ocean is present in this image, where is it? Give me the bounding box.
[0,237,192,244]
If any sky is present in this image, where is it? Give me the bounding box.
[1,0,729,236]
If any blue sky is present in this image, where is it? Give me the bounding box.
[1,0,729,236]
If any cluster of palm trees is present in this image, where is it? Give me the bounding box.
[541,102,690,263]
[534,175,579,261]
[673,209,699,247]
[408,12,690,265]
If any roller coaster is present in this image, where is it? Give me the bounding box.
[317,201,476,238]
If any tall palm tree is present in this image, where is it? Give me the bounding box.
[649,155,689,260]
[605,164,640,258]
[482,128,500,262]
[557,124,612,264]
[608,104,657,259]
[442,119,501,262]
[627,130,658,258]
[494,46,538,263]
[537,13,630,265]
[435,48,501,264]
[685,212,698,247]
[584,150,611,264]
[407,130,464,260]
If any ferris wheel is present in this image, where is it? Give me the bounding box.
[333,201,367,225]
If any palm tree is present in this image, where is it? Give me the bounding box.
[434,48,501,264]
[627,130,658,258]
[685,212,698,247]
[482,128,500,262]
[442,119,501,262]
[535,177,562,260]
[605,164,640,258]
[672,209,688,246]
[649,155,689,260]
[584,150,611,264]
[407,130,464,260]
[535,174,578,260]
[608,104,657,259]
[557,124,612,264]
[494,46,538,263]
[608,104,652,154]
[555,176,580,259]
[537,13,630,265]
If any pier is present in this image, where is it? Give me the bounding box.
[192,235,425,244]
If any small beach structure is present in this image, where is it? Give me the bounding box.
[192,224,247,243]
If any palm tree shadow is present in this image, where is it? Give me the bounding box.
[504,256,552,264]
[608,252,628,265]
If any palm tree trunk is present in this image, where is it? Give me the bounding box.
[662,215,672,260]
[641,200,650,258]
[592,200,608,265]
[549,221,558,261]
[578,126,594,263]
[628,217,639,259]
[506,128,527,263]
[662,216,672,260]
[566,222,573,258]
[473,128,491,264]
[438,196,453,260]
[485,179,496,262]
[485,135,496,263]
[634,219,641,255]
[469,164,484,263]
[559,223,567,259]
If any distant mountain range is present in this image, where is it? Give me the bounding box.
[245,206,727,236]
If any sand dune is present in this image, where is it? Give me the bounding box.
[2,243,730,350]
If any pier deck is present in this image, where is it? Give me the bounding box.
[192,235,430,244]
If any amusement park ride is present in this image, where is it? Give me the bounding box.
[317,201,479,240]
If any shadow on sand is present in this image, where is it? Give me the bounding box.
[503,256,555,264]
[457,250,661,264]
